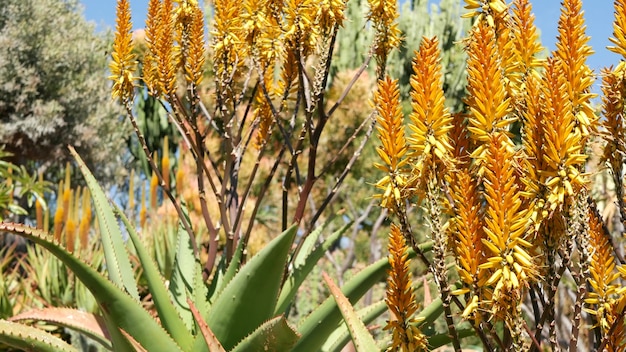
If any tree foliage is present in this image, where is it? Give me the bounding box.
[0,0,127,178]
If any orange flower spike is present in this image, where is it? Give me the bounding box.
[35,171,44,230]
[150,168,159,210]
[157,0,177,97]
[316,0,347,31]
[373,77,409,209]
[384,224,428,352]
[367,0,401,68]
[463,0,508,28]
[519,73,549,228]
[510,0,543,76]
[540,58,586,211]
[450,168,485,292]
[407,36,453,182]
[143,0,161,95]
[585,207,621,332]
[211,0,244,78]
[554,0,596,139]
[162,136,171,187]
[241,0,283,68]
[464,21,513,173]
[65,189,79,253]
[79,189,92,250]
[507,0,544,109]
[140,180,148,228]
[110,0,137,103]
[62,164,71,225]
[449,113,471,167]
[254,67,276,150]
[609,0,626,59]
[35,198,43,230]
[53,180,65,243]
[600,68,626,177]
[478,133,535,323]
[283,0,319,58]
[183,2,206,87]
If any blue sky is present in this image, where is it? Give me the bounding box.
[81,1,618,80]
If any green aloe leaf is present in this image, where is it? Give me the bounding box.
[0,223,183,352]
[322,272,378,352]
[210,235,245,300]
[115,206,193,351]
[169,208,199,330]
[0,319,76,352]
[69,146,138,301]
[323,300,386,352]
[198,224,298,350]
[275,221,351,315]
[9,307,112,350]
[230,316,300,352]
[293,242,432,352]
[187,298,225,352]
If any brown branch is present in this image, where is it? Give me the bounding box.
[123,103,198,257]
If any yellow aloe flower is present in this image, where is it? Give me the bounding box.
[384,224,428,352]
[373,77,409,210]
[110,0,137,103]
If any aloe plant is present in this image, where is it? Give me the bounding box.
[0,146,452,351]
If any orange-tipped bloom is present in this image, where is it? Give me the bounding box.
[384,224,428,352]
[519,72,549,228]
[450,169,485,298]
[143,0,161,95]
[462,0,508,28]
[609,0,626,59]
[182,1,206,87]
[554,0,596,140]
[585,208,622,332]
[212,0,245,79]
[540,58,586,212]
[407,37,453,183]
[478,133,534,323]
[464,21,513,173]
[162,136,171,187]
[110,0,137,103]
[140,180,148,228]
[156,0,177,97]
[510,0,543,77]
[79,189,92,250]
[507,0,544,109]
[373,77,409,209]
[150,168,159,210]
[316,0,347,31]
[600,68,626,179]
[53,180,65,243]
[367,0,401,68]
[254,68,275,150]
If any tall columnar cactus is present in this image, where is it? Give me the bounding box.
[332,0,470,110]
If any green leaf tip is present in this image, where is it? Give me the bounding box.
[0,319,77,352]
